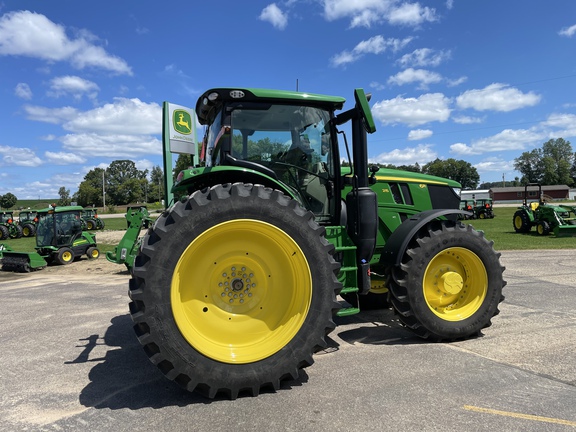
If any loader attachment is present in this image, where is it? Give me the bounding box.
[106,206,152,271]
[553,224,576,237]
[1,250,47,272]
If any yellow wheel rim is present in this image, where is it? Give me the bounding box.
[514,215,523,229]
[423,247,487,321]
[91,249,99,258]
[171,219,312,364]
[370,277,388,295]
[23,227,30,236]
[62,251,73,262]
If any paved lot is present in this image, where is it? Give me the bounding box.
[1,249,575,431]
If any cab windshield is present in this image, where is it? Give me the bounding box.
[204,103,335,221]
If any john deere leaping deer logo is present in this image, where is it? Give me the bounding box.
[173,109,192,135]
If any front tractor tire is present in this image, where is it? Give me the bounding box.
[387,220,505,341]
[129,183,341,399]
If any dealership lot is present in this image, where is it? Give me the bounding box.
[1,249,575,432]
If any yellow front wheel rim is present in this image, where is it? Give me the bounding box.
[423,247,487,321]
[62,251,73,262]
[171,219,312,364]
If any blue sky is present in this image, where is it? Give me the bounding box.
[1,1,576,199]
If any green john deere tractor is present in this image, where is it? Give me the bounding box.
[127,87,506,399]
[1,205,100,272]
[513,183,576,237]
[458,199,476,219]
[18,210,39,237]
[81,207,105,230]
[475,198,494,219]
[0,211,23,240]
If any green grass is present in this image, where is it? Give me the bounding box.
[2,207,574,255]
[463,206,576,251]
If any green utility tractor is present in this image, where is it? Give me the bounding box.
[458,199,476,219]
[81,207,105,230]
[18,210,38,237]
[1,205,100,272]
[127,87,506,399]
[475,198,494,219]
[513,183,576,237]
[0,211,23,240]
[106,205,152,271]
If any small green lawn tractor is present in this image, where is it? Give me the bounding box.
[0,211,23,240]
[513,183,576,237]
[1,205,100,272]
[106,205,152,271]
[18,210,38,237]
[475,198,494,219]
[126,87,505,399]
[81,207,105,230]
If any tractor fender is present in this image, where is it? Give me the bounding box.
[379,209,471,267]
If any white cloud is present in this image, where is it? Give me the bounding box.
[397,48,451,68]
[387,3,437,26]
[456,83,541,112]
[387,68,443,88]
[62,98,162,135]
[369,143,437,165]
[408,129,433,140]
[259,4,288,30]
[446,76,467,87]
[47,75,99,100]
[451,128,545,155]
[14,83,32,100]
[0,10,132,75]
[452,115,484,124]
[0,145,43,167]
[60,133,162,157]
[44,151,87,165]
[323,0,437,28]
[331,35,412,67]
[474,157,515,173]
[23,105,78,124]
[559,24,576,37]
[371,93,452,126]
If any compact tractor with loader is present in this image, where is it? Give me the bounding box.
[513,183,576,237]
[1,205,100,272]
[127,87,506,399]
[18,210,39,237]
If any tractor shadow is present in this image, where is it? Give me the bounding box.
[73,314,308,408]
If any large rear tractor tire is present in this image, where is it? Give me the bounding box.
[387,220,505,341]
[513,210,531,233]
[129,183,341,399]
[22,223,36,237]
[0,225,9,240]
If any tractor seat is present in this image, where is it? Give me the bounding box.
[530,202,539,211]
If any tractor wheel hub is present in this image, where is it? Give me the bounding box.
[440,271,464,295]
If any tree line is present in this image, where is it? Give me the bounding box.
[1,137,574,210]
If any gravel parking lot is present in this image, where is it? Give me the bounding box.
[1,249,575,431]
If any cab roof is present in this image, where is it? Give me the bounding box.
[195,88,346,125]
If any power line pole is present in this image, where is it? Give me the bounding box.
[102,170,106,210]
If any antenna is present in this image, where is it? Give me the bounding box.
[296,79,299,92]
